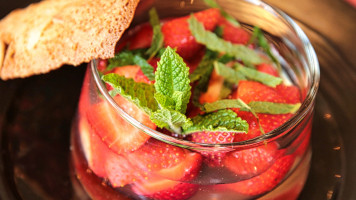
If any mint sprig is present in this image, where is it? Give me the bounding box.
[146,8,164,59]
[183,109,248,134]
[188,15,263,65]
[155,47,191,114]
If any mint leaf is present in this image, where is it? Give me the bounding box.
[183,109,248,134]
[151,108,192,134]
[242,101,301,114]
[203,0,240,27]
[155,47,191,113]
[203,99,246,112]
[133,55,155,81]
[107,50,155,81]
[234,63,282,87]
[146,8,164,59]
[214,61,246,84]
[102,73,158,115]
[188,15,263,64]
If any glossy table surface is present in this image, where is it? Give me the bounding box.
[1,0,356,199]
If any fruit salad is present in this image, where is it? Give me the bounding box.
[71,1,317,200]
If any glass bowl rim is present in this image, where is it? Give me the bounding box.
[90,0,320,150]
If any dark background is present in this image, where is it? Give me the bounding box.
[1,0,356,199]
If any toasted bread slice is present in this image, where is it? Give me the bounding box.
[0,0,140,80]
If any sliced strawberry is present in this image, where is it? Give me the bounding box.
[86,95,155,155]
[129,139,202,181]
[78,116,110,178]
[236,80,286,104]
[218,17,250,45]
[190,131,236,166]
[130,140,201,199]
[275,84,301,104]
[110,65,141,78]
[105,151,142,187]
[231,80,300,137]
[162,8,220,60]
[219,155,295,196]
[256,63,279,77]
[223,142,281,177]
[105,139,202,188]
[132,178,198,200]
[128,23,153,50]
[105,65,141,90]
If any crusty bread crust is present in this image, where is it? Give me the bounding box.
[0,0,140,80]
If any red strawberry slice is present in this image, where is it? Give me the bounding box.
[161,8,220,60]
[86,95,155,155]
[78,116,110,178]
[218,17,250,45]
[133,178,198,200]
[223,142,281,177]
[256,63,279,77]
[105,139,202,188]
[219,154,295,196]
[128,23,153,50]
[190,131,236,166]
[236,80,286,104]
[275,84,301,104]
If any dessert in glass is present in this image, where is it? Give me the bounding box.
[70,0,320,199]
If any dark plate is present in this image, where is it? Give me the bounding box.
[1,0,356,199]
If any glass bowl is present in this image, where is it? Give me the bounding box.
[70,0,319,199]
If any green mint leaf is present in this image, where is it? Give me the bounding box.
[146,8,164,59]
[203,99,246,112]
[102,73,158,115]
[234,63,282,87]
[188,15,263,64]
[214,61,246,84]
[203,0,240,27]
[183,109,248,134]
[241,101,301,114]
[155,47,191,113]
[133,55,155,81]
[150,108,193,134]
[251,27,281,73]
